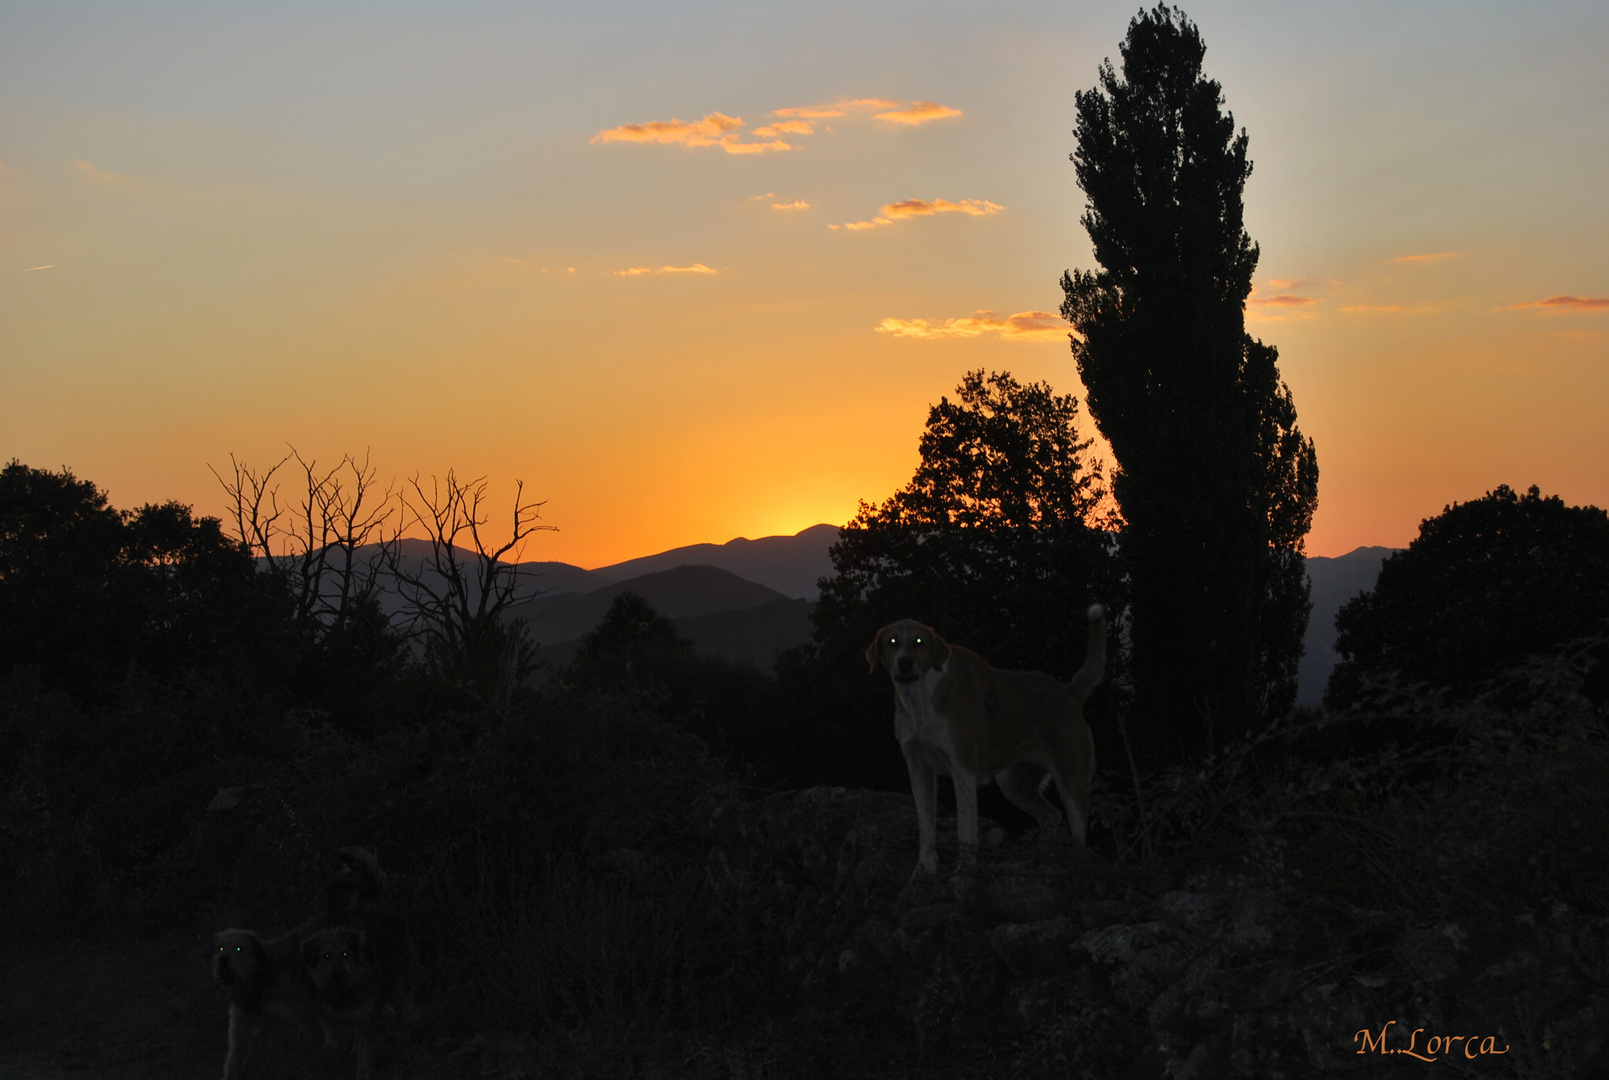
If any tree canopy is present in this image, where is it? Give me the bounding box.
[815,369,1117,677]
[1327,484,1609,707]
[1060,5,1317,761]
[0,460,282,696]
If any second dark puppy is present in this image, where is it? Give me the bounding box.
[302,921,420,1078]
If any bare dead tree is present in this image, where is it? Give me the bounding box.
[211,448,402,638]
[387,470,556,697]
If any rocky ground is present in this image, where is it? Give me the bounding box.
[698,786,1609,1079]
[3,785,1605,1078]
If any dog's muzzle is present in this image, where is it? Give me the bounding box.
[893,656,918,682]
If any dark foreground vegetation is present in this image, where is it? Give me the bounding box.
[2,457,1607,1077]
[5,6,1608,1078]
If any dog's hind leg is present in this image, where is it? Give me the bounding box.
[953,768,980,871]
[998,762,1064,837]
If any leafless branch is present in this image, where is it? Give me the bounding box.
[388,470,556,693]
[211,447,403,637]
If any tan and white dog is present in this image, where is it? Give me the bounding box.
[867,605,1107,877]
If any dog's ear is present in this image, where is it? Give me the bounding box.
[301,937,320,968]
[865,632,884,673]
[929,629,951,669]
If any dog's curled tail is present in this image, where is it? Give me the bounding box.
[1069,604,1107,704]
[322,846,387,916]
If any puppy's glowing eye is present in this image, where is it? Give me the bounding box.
[915,637,923,644]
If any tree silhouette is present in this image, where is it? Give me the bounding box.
[816,369,1116,677]
[0,461,283,696]
[0,461,127,692]
[1060,5,1318,762]
[389,469,555,706]
[1327,485,1609,708]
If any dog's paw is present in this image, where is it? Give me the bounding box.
[910,862,937,882]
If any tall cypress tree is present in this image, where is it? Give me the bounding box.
[1060,6,1318,762]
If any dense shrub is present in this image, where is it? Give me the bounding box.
[1328,484,1609,708]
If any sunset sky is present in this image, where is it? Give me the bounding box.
[3,0,1606,567]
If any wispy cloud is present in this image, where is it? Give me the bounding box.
[1266,277,1313,291]
[24,264,54,272]
[832,197,1003,231]
[873,101,963,125]
[1390,252,1457,264]
[876,310,1066,342]
[73,160,141,185]
[614,264,718,276]
[1340,304,1406,313]
[1509,295,1609,311]
[1249,294,1315,307]
[752,120,815,137]
[590,113,791,154]
[771,200,811,211]
[772,98,899,119]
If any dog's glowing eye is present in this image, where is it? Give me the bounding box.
[915,637,923,644]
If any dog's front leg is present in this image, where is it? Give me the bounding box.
[353,1029,374,1080]
[906,752,939,877]
[221,1007,257,1080]
[953,768,980,871]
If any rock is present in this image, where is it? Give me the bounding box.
[1158,890,1219,930]
[984,870,1071,923]
[989,916,1080,976]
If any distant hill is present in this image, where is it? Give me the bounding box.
[1297,546,1398,705]
[537,596,814,675]
[590,523,839,599]
[509,564,790,647]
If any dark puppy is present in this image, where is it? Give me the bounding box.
[302,924,420,1078]
[212,917,333,1080]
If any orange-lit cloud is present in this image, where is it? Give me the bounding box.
[720,139,792,155]
[1390,252,1457,263]
[1266,277,1313,290]
[752,120,815,137]
[1340,304,1406,313]
[25,264,54,271]
[614,264,718,276]
[590,113,791,154]
[591,112,741,145]
[873,101,963,125]
[1249,294,1315,307]
[832,197,1003,230]
[876,310,1066,341]
[772,98,900,119]
[771,200,811,210]
[1510,295,1609,311]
